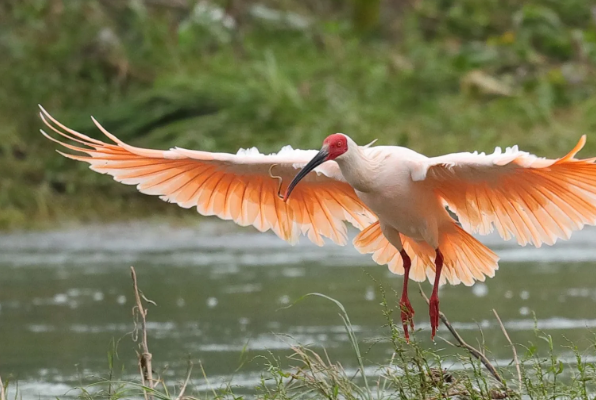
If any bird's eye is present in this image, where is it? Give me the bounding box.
[337,142,342,147]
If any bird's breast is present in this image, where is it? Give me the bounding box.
[355,179,445,242]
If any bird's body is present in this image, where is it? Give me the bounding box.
[341,144,451,246]
[40,106,596,340]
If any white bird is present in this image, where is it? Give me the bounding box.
[40,106,596,340]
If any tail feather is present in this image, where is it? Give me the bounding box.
[353,221,499,286]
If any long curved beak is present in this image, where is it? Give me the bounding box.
[283,148,329,202]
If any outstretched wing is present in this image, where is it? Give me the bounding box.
[416,137,596,247]
[40,107,375,246]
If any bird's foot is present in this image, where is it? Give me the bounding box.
[429,293,440,340]
[399,297,415,342]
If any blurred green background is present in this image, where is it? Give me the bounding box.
[2,0,596,230]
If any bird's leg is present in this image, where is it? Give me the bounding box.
[429,248,444,340]
[399,249,415,342]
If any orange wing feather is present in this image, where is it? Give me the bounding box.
[353,221,499,286]
[424,136,596,247]
[40,107,375,246]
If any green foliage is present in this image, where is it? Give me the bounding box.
[1,0,596,229]
[351,0,381,34]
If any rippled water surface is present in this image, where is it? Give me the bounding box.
[1,221,595,398]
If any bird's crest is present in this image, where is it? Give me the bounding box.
[364,139,378,148]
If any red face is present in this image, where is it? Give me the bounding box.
[323,133,349,160]
[283,133,348,201]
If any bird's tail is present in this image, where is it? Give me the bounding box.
[353,221,499,286]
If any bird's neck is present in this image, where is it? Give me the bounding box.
[335,146,377,193]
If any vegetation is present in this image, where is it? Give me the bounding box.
[2,268,595,399]
[2,0,596,229]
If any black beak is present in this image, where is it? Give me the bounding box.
[283,148,329,201]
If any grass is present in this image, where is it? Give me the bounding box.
[1,0,596,229]
[2,268,594,400]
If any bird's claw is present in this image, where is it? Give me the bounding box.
[399,298,415,342]
[429,294,440,340]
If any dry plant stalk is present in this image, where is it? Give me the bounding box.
[418,285,505,386]
[175,360,193,400]
[130,266,193,400]
[131,266,154,399]
[493,309,522,389]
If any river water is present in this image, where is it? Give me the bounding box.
[1,221,595,398]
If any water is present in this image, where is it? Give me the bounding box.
[1,221,595,398]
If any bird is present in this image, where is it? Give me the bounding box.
[39,105,596,341]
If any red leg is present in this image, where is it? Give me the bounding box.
[429,248,444,340]
[399,249,415,342]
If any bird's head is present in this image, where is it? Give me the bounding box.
[283,133,349,202]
